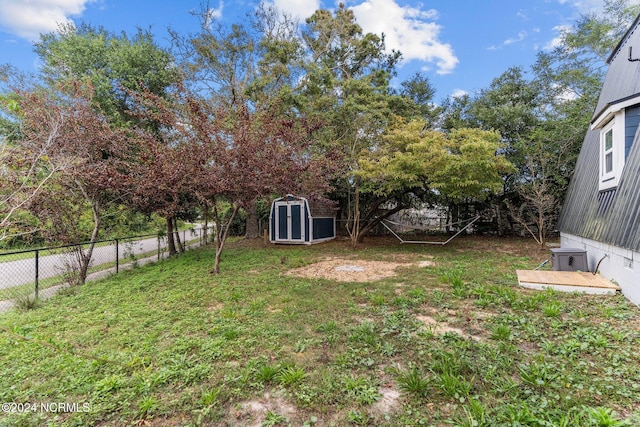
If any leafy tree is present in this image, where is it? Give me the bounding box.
[398,72,441,127]
[34,23,183,252]
[440,67,540,234]
[4,82,131,283]
[174,3,307,238]
[536,0,640,97]
[35,23,178,127]
[133,82,331,273]
[295,4,415,245]
[357,119,513,233]
[429,128,514,202]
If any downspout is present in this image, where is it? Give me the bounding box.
[592,254,609,275]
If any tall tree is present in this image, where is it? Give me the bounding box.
[35,23,178,127]
[4,82,131,283]
[440,67,540,234]
[134,83,330,273]
[296,4,409,246]
[34,23,182,252]
[174,3,306,238]
[398,72,441,127]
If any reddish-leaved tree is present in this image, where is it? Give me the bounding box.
[12,82,131,284]
[133,84,334,273]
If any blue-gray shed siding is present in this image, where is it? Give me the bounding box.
[312,218,335,240]
[269,195,336,244]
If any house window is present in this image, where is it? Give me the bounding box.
[592,99,640,191]
[600,120,616,186]
[604,128,613,174]
[598,117,623,190]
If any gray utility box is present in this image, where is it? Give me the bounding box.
[550,248,588,272]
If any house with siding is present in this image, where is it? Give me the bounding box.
[557,13,640,304]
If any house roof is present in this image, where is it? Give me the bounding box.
[557,13,640,251]
[607,12,640,64]
[591,92,640,128]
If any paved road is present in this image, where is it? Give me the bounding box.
[0,226,205,290]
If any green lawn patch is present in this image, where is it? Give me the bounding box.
[1,236,639,426]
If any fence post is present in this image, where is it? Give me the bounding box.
[115,239,119,274]
[35,250,39,300]
[157,235,161,261]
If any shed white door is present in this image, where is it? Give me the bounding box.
[275,201,304,242]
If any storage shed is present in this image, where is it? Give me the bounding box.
[269,195,336,244]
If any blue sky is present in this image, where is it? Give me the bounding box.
[0,0,635,101]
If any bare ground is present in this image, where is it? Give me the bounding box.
[285,257,435,282]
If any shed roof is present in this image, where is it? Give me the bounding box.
[274,194,337,218]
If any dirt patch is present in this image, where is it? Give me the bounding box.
[372,384,401,415]
[234,392,296,427]
[417,260,435,267]
[206,302,224,312]
[416,315,481,341]
[286,258,413,282]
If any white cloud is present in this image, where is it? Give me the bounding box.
[207,2,224,21]
[545,24,571,50]
[559,0,640,14]
[503,31,527,46]
[0,0,96,41]
[268,0,320,20]
[203,1,224,27]
[350,0,458,75]
[451,89,468,99]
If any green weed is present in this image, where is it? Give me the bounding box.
[396,365,430,397]
[277,366,307,386]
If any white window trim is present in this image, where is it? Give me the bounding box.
[591,93,640,130]
[598,114,625,191]
[601,120,615,183]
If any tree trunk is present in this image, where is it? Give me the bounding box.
[166,216,177,256]
[75,182,100,285]
[538,207,546,248]
[349,184,361,248]
[202,204,210,245]
[78,209,100,285]
[173,217,185,253]
[245,199,260,239]
[212,204,239,274]
[357,203,405,243]
[496,201,503,236]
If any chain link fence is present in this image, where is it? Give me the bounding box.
[0,226,211,313]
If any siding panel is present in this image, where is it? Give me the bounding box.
[557,14,640,252]
[625,105,640,158]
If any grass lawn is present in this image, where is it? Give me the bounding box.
[1,236,639,426]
